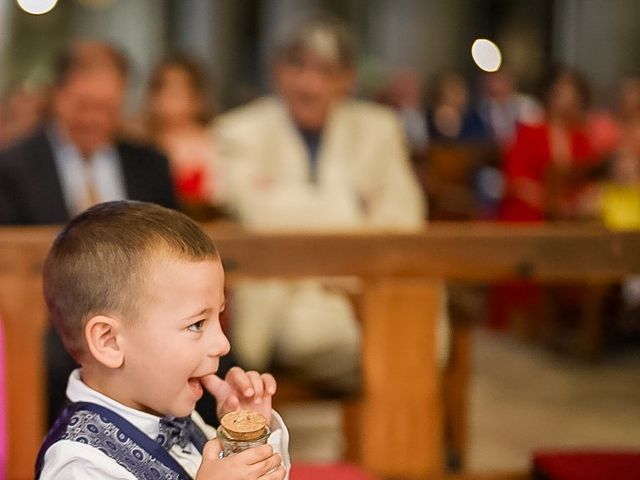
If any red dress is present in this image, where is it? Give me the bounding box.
[499,123,595,221]
[490,123,595,330]
[175,166,207,204]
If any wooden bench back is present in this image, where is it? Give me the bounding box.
[2,223,639,479]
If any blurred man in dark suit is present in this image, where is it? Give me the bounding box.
[0,41,177,224]
[0,41,178,424]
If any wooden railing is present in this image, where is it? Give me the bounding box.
[1,223,639,480]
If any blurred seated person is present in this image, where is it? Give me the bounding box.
[427,72,489,144]
[478,69,542,149]
[0,40,178,425]
[490,67,598,332]
[377,70,429,162]
[214,15,432,393]
[127,55,223,219]
[598,116,640,342]
[0,41,177,224]
[0,81,49,148]
[423,73,493,220]
[600,116,640,230]
[588,75,640,160]
[473,69,542,218]
[499,67,598,222]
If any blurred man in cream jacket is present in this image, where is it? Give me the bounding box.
[214,16,441,393]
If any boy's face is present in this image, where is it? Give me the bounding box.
[118,256,229,418]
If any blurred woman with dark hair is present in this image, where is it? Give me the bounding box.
[133,55,222,215]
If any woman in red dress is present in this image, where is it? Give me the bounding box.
[500,68,596,222]
[491,68,598,331]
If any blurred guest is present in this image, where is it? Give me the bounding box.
[130,55,222,213]
[427,72,489,143]
[478,69,542,148]
[600,117,640,230]
[0,81,49,148]
[0,41,177,424]
[598,117,640,340]
[0,41,177,224]
[499,67,597,222]
[472,70,542,218]
[214,15,431,392]
[378,70,429,162]
[490,67,598,331]
[618,76,640,121]
[588,75,640,159]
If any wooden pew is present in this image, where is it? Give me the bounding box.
[1,223,639,480]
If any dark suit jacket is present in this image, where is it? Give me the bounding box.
[0,128,178,224]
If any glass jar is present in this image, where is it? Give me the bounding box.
[216,425,270,457]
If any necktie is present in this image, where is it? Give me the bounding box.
[157,416,196,451]
[81,160,100,211]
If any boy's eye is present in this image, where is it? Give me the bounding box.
[188,320,205,332]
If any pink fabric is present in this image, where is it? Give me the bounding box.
[0,318,6,480]
[290,464,377,480]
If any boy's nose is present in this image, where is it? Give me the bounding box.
[208,330,230,358]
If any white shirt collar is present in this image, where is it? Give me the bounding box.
[45,122,127,216]
[65,368,162,440]
[46,122,117,160]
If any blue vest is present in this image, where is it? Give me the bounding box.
[35,402,207,479]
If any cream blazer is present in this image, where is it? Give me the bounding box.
[214,96,426,230]
[212,97,449,371]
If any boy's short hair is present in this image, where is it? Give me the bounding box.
[43,201,219,361]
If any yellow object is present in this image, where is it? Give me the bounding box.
[601,183,640,230]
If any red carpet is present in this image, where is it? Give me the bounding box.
[533,450,640,479]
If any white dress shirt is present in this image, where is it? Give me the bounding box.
[39,369,291,479]
[47,124,128,216]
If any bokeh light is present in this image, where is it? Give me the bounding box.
[471,38,502,72]
[16,0,58,15]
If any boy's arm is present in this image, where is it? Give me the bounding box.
[39,441,135,480]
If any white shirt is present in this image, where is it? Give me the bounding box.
[39,370,291,479]
[47,124,128,216]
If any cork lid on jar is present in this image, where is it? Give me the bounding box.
[220,411,268,441]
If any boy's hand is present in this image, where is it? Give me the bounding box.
[201,367,277,423]
[196,440,285,480]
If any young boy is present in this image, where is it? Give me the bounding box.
[36,200,289,479]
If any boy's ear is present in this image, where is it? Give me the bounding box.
[85,315,124,369]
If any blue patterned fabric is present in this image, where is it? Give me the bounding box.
[35,402,205,479]
[157,416,207,452]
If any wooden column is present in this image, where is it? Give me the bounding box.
[360,278,444,479]
[578,283,610,360]
[0,240,48,480]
